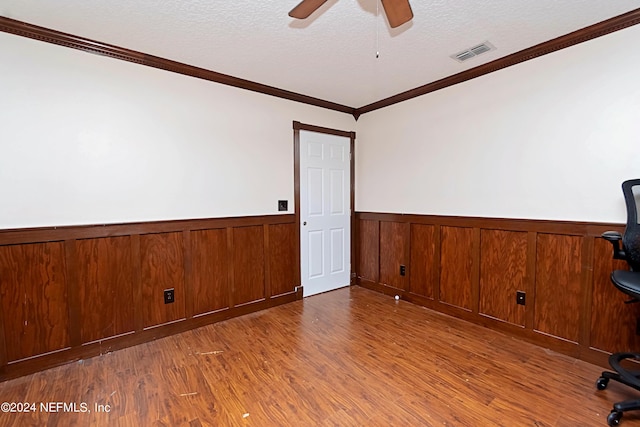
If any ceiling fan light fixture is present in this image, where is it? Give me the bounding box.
[288,0,414,28]
[288,0,329,19]
[380,0,413,28]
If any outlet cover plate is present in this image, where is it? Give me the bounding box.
[164,288,175,304]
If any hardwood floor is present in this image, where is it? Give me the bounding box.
[0,286,638,426]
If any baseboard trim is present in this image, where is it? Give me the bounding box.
[0,290,299,381]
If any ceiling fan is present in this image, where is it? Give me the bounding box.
[289,0,413,28]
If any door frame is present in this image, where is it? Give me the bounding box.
[293,121,356,294]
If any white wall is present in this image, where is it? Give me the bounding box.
[0,32,355,229]
[3,24,639,229]
[356,25,640,223]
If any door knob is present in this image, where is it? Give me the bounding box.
[303,221,307,226]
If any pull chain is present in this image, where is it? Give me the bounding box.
[376,0,380,58]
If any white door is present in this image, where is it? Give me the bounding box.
[300,130,351,297]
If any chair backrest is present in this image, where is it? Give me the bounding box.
[622,179,640,271]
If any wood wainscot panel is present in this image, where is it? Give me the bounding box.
[479,229,527,326]
[233,226,266,305]
[76,236,135,343]
[440,226,474,310]
[141,232,186,328]
[354,211,632,368]
[0,214,299,379]
[590,237,639,353]
[190,229,229,316]
[409,224,438,300]
[268,223,297,297]
[357,219,379,282]
[0,242,70,361]
[379,221,409,290]
[534,233,582,342]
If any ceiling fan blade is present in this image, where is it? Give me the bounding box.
[288,0,329,19]
[380,0,413,28]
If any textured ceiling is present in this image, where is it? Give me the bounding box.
[2,0,640,108]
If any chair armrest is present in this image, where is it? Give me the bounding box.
[602,231,622,241]
[602,231,626,260]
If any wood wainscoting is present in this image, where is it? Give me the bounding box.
[356,212,639,367]
[0,214,301,381]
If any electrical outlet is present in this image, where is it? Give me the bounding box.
[164,288,175,304]
[400,265,406,276]
[278,200,288,211]
[516,291,526,306]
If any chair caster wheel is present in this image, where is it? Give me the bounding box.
[597,377,610,390]
[608,410,622,426]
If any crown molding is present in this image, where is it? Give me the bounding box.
[0,17,356,116]
[2,9,639,120]
[354,7,640,116]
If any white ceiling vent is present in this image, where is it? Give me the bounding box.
[451,41,496,63]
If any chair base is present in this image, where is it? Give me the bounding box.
[597,352,640,426]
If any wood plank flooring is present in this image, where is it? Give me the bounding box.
[0,286,639,426]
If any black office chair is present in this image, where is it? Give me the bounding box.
[597,179,640,426]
